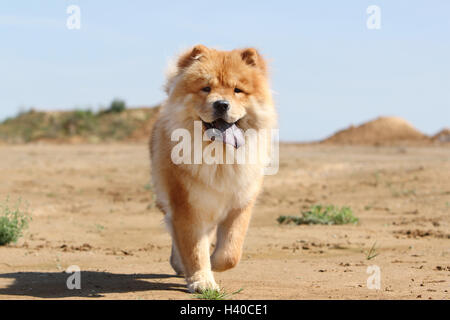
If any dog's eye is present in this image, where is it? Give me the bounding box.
[201,87,211,93]
[234,88,243,93]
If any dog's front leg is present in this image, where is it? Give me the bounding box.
[211,201,253,272]
[171,212,219,293]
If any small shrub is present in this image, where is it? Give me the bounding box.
[62,109,96,136]
[0,198,31,245]
[277,205,359,226]
[194,288,243,300]
[105,99,126,113]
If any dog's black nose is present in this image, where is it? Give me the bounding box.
[213,100,230,114]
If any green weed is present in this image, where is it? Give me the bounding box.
[194,288,243,300]
[365,242,379,260]
[0,198,31,245]
[277,205,359,226]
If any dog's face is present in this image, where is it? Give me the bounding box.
[166,45,274,140]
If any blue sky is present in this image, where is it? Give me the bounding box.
[0,1,449,141]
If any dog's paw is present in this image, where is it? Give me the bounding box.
[186,272,219,293]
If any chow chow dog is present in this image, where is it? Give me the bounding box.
[150,44,276,292]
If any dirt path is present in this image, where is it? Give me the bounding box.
[0,144,449,299]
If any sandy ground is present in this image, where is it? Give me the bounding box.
[0,143,448,300]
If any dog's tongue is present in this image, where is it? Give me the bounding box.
[206,119,244,148]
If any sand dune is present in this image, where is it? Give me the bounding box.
[322,116,432,145]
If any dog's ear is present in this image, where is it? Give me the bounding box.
[177,44,208,69]
[241,48,267,74]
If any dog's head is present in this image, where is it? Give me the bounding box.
[164,45,276,147]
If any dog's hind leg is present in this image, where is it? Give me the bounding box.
[169,242,185,276]
[210,202,253,272]
[163,211,185,275]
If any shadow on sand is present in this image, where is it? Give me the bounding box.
[0,271,187,298]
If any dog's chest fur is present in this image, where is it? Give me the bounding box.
[182,161,263,223]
